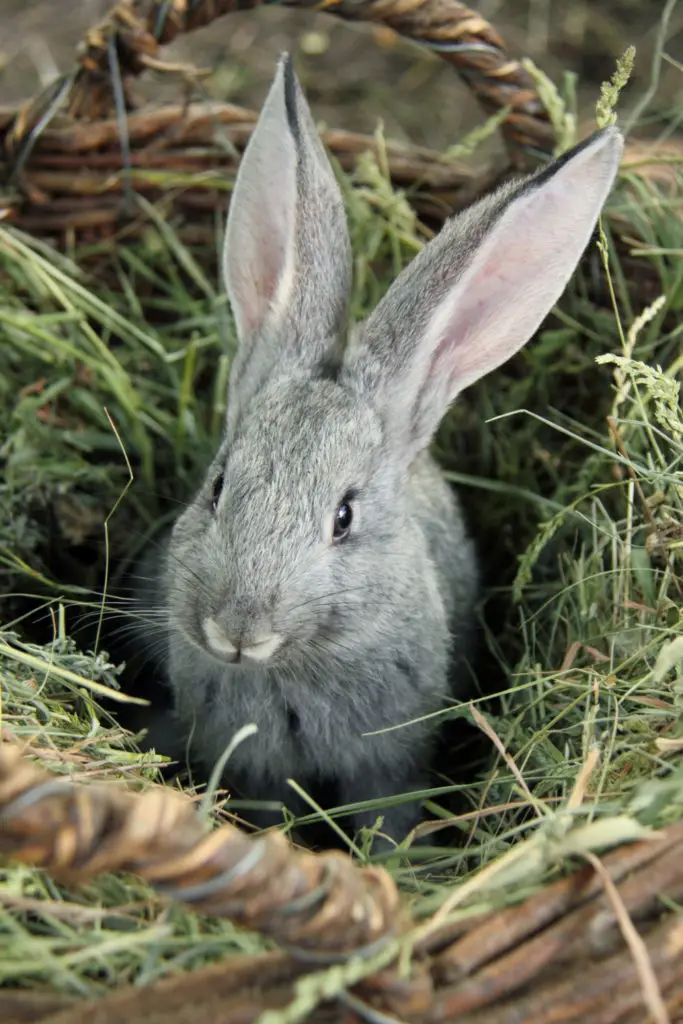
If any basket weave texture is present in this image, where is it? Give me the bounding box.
[2,742,683,1024]
[1,4,680,1022]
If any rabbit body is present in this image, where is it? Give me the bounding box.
[147,56,623,844]
[165,377,476,838]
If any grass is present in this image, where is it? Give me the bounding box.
[0,54,682,1011]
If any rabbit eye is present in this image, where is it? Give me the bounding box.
[332,499,353,543]
[211,473,225,512]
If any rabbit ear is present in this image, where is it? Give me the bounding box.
[344,128,623,458]
[223,55,351,421]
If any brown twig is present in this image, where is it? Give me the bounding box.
[584,850,670,1024]
[0,101,501,242]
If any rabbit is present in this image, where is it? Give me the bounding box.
[145,54,623,847]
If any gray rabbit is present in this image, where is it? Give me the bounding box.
[147,55,623,845]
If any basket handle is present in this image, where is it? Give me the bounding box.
[71,0,554,166]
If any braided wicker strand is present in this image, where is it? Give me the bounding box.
[4,745,683,1023]
[69,0,553,160]
[0,743,400,959]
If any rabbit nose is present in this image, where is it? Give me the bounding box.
[202,617,283,663]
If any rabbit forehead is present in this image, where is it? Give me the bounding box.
[226,375,382,494]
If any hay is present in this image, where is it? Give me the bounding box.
[0,0,682,1021]
[2,744,683,1023]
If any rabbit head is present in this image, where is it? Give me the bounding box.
[167,55,623,670]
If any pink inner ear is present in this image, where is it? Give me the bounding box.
[224,74,299,342]
[236,215,290,336]
[425,180,585,400]
[256,224,286,301]
[361,128,621,457]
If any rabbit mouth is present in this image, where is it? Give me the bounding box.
[206,645,289,668]
[195,616,293,668]
[204,621,287,666]
[179,602,341,670]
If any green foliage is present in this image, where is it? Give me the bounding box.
[521,58,578,154]
[0,47,682,1006]
[596,46,636,128]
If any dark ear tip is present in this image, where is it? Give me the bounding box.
[279,53,300,141]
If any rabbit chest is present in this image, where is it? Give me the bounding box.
[168,629,447,789]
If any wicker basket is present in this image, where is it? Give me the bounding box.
[0,0,560,245]
[1,743,683,1023]
[1,4,681,1023]
[0,2,671,270]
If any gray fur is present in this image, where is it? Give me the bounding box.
[222,55,352,437]
[145,55,623,846]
